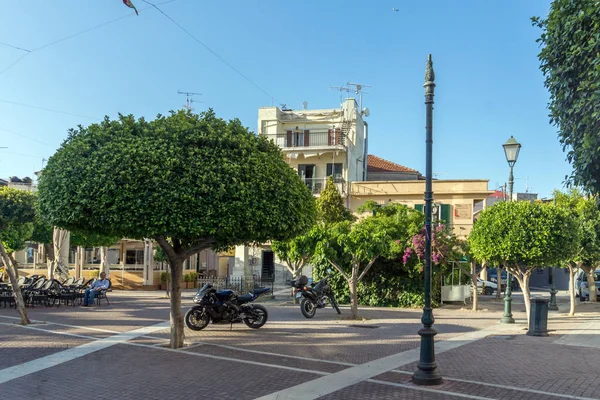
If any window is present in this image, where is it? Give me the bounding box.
[126,249,144,265]
[326,163,343,182]
[286,129,310,147]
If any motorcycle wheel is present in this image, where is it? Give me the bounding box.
[185,306,210,331]
[300,298,316,319]
[330,295,341,315]
[243,304,268,329]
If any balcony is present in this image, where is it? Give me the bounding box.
[302,177,346,195]
[264,130,346,149]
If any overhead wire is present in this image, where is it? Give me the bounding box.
[0,0,180,77]
[0,126,50,145]
[0,42,31,52]
[0,99,100,121]
[139,0,279,103]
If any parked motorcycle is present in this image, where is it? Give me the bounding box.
[185,283,270,331]
[294,271,341,318]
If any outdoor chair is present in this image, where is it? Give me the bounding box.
[95,279,112,306]
[23,277,47,307]
[62,276,75,286]
[0,283,13,308]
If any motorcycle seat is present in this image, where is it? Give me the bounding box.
[237,294,253,303]
[251,288,271,295]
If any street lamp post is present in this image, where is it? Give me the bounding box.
[501,136,521,324]
[413,54,443,386]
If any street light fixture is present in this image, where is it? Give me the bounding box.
[501,136,521,324]
[413,54,443,386]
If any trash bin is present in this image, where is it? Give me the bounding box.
[527,297,549,337]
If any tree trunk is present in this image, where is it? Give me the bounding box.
[568,263,576,316]
[168,257,184,348]
[44,243,54,264]
[349,266,358,319]
[100,246,110,277]
[0,242,30,324]
[495,266,503,301]
[514,271,532,323]
[8,253,20,279]
[471,261,478,311]
[583,266,598,302]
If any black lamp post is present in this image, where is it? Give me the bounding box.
[413,54,443,386]
[500,136,521,324]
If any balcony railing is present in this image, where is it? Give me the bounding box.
[264,130,347,148]
[302,177,345,195]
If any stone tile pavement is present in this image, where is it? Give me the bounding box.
[0,291,599,399]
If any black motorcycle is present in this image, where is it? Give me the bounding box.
[294,271,341,318]
[185,283,270,331]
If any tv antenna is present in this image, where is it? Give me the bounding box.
[177,91,202,112]
[347,82,371,113]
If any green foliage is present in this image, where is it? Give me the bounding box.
[313,203,425,312]
[271,226,321,276]
[0,187,36,253]
[154,247,169,264]
[70,231,120,248]
[189,271,198,281]
[37,109,316,249]
[533,1,600,193]
[184,273,191,283]
[554,189,600,265]
[470,201,578,269]
[313,257,433,308]
[316,176,354,225]
[160,271,170,283]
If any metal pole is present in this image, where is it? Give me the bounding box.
[413,54,442,386]
[501,165,515,324]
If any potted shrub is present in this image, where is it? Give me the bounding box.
[160,272,168,290]
[183,273,191,289]
[189,272,198,288]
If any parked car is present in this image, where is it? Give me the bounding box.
[476,278,497,295]
[575,269,600,301]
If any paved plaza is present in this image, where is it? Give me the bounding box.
[1,290,600,399]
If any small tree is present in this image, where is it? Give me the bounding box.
[532,1,600,194]
[0,187,36,324]
[38,109,316,348]
[554,189,600,312]
[315,203,422,318]
[470,201,578,321]
[316,176,354,225]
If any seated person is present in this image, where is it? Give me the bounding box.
[82,272,109,306]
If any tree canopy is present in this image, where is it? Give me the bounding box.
[37,109,316,348]
[533,0,600,193]
[38,110,315,249]
[470,201,578,319]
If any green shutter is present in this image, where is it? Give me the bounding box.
[415,204,423,212]
[440,204,451,224]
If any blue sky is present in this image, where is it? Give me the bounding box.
[0,0,567,198]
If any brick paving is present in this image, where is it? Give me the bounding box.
[0,291,599,399]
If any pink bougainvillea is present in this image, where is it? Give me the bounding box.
[403,224,450,265]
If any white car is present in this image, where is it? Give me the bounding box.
[477,278,497,295]
[575,269,600,301]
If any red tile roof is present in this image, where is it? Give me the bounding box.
[367,155,419,174]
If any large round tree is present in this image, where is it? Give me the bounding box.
[38,109,316,348]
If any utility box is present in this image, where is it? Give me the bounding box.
[527,297,549,337]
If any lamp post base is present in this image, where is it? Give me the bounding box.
[501,293,515,324]
[413,325,443,386]
[549,286,559,311]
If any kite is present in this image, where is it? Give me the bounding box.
[123,0,139,15]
